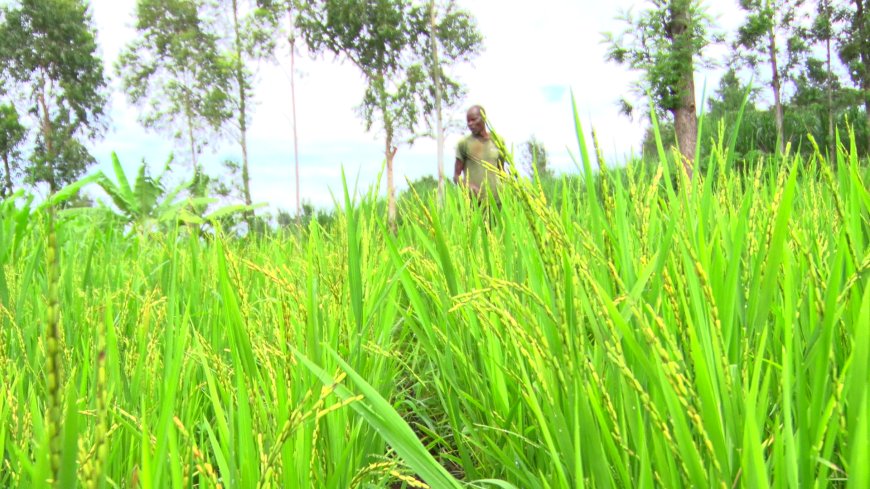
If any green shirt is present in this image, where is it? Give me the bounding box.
[456,134,503,200]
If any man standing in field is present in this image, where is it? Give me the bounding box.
[454,105,505,205]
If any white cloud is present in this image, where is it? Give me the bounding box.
[83,0,744,213]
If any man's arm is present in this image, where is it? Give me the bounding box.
[453,158,465,184]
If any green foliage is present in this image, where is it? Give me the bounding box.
[0,172,102,266]
[210,158,245,202]
[836,0,870,92]
[0,103,26,196]
[298,0,481,226]
[0,190,33,265]
[299,201,336,229]
[396,174,438,215]
[299,0,423,141]
[94,153,194,231]
[735,0,808,75]
[835,0,870,149]
[408,0,483,138]
[604,0,716,167]
[406,173,439,195]
[604,0,716,115]
[117,0,233,170]
[521,136,551,178]
[643,67,870,162]
[27,119,98,190]
[90,154,254,235]
[734,0,810,151]
[180,167,263,232]
[254,0,305,46]
[0,0,107,191]
[0,127,866,487]
[272,201,336,231]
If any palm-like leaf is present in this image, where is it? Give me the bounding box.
[96,158,137,221]
[91,154,259,233]
[133,163,164,220]
[36,173,104,212]
[94,154,191,231]
[111,153,136,206]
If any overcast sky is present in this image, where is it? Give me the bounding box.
[84,0,744,211]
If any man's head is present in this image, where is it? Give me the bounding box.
[466,105,487,137]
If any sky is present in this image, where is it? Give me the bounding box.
[83,0,745,212]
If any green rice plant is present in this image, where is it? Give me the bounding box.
[0,100,866,488]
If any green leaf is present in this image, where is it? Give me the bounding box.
[293,347,465,489]
[37,172,103,211]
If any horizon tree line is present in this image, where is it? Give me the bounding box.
[0,0,482,229]
[605,0,870,172]
[3,0,870,223]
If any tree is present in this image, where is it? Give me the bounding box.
[299,0,424,229]
[641,120,677,159]
[208,0,277,227]
[398,173,438,207]
[428,0,445,199]
[697,63,867,159]
[704,70,773,158]
[521,136,551,179]
[734,0,809,154]
[605,0,717,178]
[837,0,870,150]
[705,69,761,156]
[256,0,304,219]
[0,103,26,197]
[0,0,107,192]
[299,1,480,228]
[117,0,232,171]
[707,69,760,118]
[812,0,838,154]
[411,0,482,199]
[790,56,866,154]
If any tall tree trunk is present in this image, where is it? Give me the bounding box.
[232,0,254,229]
[429,0,444,201]
[37,86,57,193]
[769,27,785,154]
[378,70,397,231]
[187,116,198,172]
[667,0,697,179]
[288,9,301,220]
[672,97,697,179]
[184,97,198,172]
[2,152,12,196]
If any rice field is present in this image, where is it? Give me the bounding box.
[0,118,868,488]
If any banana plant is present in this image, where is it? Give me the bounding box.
[95,153,259,233]
[174,168,265,230]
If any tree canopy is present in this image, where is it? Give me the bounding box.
[297,0,480,227]
[605,0,718,175]
[0,103,26,197]
[117,0,233,171]
[0,0,108,192]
